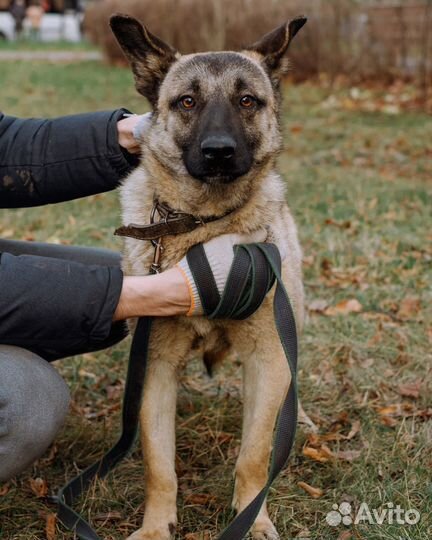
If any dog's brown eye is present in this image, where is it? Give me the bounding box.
[240,95,256,108]
[180,96,196,110]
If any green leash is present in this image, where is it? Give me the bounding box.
[54,242,298,540]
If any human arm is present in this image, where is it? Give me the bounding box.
[114,231,267,320]
[0,232,266,358]
[113,269,190,320]
[0,110,144,208]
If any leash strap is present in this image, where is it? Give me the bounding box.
[55,242,298,540]
[188,242,298,539]
[53,317,152,540]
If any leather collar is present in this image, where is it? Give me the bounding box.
[114,200,232,241]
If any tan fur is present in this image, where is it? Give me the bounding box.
[117,26,305,540]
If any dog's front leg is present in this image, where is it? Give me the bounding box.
[127,321,192,540]
[229,314,291,540]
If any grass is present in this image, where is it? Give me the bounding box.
[0,60,431,540]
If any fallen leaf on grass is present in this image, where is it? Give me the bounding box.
[29,477,48,498]
[396,296,421,320]
[346,420,361,440]
[38,444,58,467]
[334,449,362,462]
[45,513,57,540]
[0,484,10,496]
[78,368,98,380]
[397,381,422,399]
[377,402,431,426]
[185,532,211,540]
[380,415,398,427]
[184,493,217,506]
[290,124,303,134]
[303,444,334,462]
[297,481,323,499]
[378,404,400,416]
[338,531,353,540]
[324,218,352,229]
[324,299,362,316]
[296,529,312,538]
[308,298,329,313]
[306,419,361,444]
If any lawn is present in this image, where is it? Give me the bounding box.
[0,59,431,540]
[0,39,97,51]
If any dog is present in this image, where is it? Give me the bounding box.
[110,13,307,540]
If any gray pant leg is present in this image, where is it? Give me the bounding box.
[0,345,70,481]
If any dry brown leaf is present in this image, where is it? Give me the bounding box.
[346,420,361,440]
[397,381,422,399]
[39,444,58,466]
[307,431,349,444]
[0,484,10,496]
[325,299,362,316]
[303,445,334,463]
[324,218,352,229]
[185,532,211,540]
[308,298,329,313]
[338,531,353,540]
[416,408,432,420]
[297,481,324,499]
[29,477,48,498]
[380,416,398,427]
[396,296,421,319]
[334,449,362,462]
[290,124,303,134]
[296,529,312,538]
[184,493,216,505]
[360,357,375,368]
[377,404,399,416]
[45,513,56,540]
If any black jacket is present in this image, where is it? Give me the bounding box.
[0,110,137,207]
[0,110,137,359]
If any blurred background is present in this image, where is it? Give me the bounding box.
[1,0,431,109]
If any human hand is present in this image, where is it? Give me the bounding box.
[117,112,152,154]
[177,230,267,316]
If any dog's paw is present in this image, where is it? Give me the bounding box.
[126,522,176,540]
[252,518,280,540]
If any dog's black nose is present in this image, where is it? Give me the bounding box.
[201,136,237,161]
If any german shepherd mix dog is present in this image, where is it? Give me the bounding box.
[110,14,307,540]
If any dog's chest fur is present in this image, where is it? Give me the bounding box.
[119,163,303,347]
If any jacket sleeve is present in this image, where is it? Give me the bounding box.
[0,110,139,208]
[0,252,124,354]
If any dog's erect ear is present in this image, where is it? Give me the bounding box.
[110,14,179,106]
[245,16,307,82]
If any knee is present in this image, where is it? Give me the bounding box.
[0,346,70,481]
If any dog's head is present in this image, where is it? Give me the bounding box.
[110,14,306,186]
